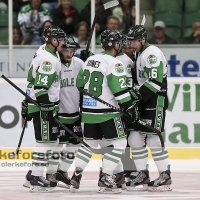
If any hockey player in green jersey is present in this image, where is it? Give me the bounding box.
[69,30,139,194]
[45,36,84,189]
[21,26,66,192]
[125,25,172,192]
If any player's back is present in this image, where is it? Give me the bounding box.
[81,52,128,123]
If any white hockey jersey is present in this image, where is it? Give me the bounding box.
[116,52,134,88]
[27,45,61,113]
[76,51,132,124]
[59,57,84,124]
[136,43,167,89]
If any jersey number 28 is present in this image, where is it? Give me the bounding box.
[83,70,103,97]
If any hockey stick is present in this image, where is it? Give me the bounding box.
[85,0,119,54]
[1,75,113,154]
[8,119,27,159]
[78,88,165,150]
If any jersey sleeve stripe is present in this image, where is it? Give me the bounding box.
[113,89,129,97]
[115,92,130,101]
[144,80,160,92]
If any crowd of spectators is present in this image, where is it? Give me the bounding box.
[0,0,200,45]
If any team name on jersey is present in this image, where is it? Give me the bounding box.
[138,69,146,78]
[60,78,75,88]
[87,60,101,68]
[55,71,61,83]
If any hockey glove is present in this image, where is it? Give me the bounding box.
[124,103,140,124]
[80,50,94,62]
[40,103,55,121]
[129,88,142,103]
[21,100,32,121]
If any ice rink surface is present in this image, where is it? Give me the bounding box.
[0,159,200,200]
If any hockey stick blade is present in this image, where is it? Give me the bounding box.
[78,87,165,151]
[1,75,113,155]
[85,0,119,54]
[8,119,27,159]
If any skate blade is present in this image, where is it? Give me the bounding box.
[29,185,55,193]
[69,185,77,193]
[23,180,30,188]
[126,184,148,191]
[97,187,122,194]
[57,182,70,189]
[148,185,172,192]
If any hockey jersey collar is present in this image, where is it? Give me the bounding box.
[45,46,58,58]
[101,51,114,57]
[139,42,150,54]
[115,51,124,57]
[62,60,72,68]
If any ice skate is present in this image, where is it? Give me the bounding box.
[99,168,123,190]
[46,173,57,187]
[69,167,83,193]
[114,172,126,190]
[23,170,33,188]
[56,169,71,189]
[97,171,122,194]
[126,169,150,191]
[148,165,172,192]
[29,176,55,192]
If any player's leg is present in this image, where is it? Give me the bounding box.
[98,116,127,194]
[126,131,150,191]
[55,119,82,188]
[29,112,59,192]
[146,134,172,191]
[146,95,171,191]
[99,138,125,190]
[45,141,62,187]
[121,128,137,181]
[69,123,100,193]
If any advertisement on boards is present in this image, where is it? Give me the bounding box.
[1,45,200,77]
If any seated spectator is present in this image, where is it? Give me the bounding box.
[12,26,23,44]
[17,0,51,45]
[51,0,79,36]
[96,15,120,44]
[80,0,112,37]
[149,21,177,44]
[41,0,58,12]
[182,21,200,44]
[73,21,89,45]
[0,0,7,11]
[113,0,135,34]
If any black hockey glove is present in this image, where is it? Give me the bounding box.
[129,88,142,103]
[40,103,55,121]
[21,100,32,121]
[124,103,140,124]
[80,50,94,62]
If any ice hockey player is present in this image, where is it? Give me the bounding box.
[45,36,84,189]
[125,25,172,192]
[69,30,139,194]
[21,26,66,192]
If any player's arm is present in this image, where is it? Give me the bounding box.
[107,63,133,111]
[139,53,164,102]
[76,68,84,88]
[107,64,139,123]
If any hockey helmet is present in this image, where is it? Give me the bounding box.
[101,30,124,49]
[62,35,80,51]
[127,25,147,41]
[43,26,66,43]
